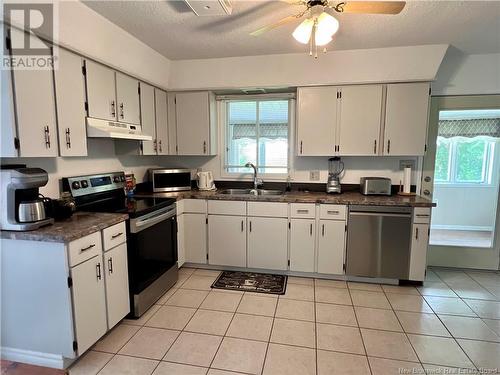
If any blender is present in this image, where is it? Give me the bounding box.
[326,157,344,194]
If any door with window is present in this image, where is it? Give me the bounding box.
[422,95,500,270]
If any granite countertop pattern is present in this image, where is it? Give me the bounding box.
[136,190,435,207]
[0,212,129,243]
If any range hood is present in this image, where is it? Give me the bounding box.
[86,118,153,141]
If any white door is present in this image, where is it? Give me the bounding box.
[11,31,57,157]
[296,86,338,156]
[103,243,130,329]
[85,61,117,121]
[116,73,140,125]
[317,220,346,275]
[71,255,107,355]
[140,82,157,155]
[409,224,430,281]
[54,49,87,157]
[155,89,169,155]
[290,219,315,272]
[208,215,246,267]
[384,83,430,156]
[183,213,207,264]
[176,92,210,155]
[338,85,383,156]
[247,217,288,270]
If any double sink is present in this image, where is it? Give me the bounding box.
[219,189,284,196]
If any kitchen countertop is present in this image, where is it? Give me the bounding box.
[136,190,435,207]
[0,212,129,243]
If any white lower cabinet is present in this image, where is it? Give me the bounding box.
[181,213,207,264]
[103,243,129,329]
[317,220,346,275]
[208,215,246,267]
[409,223,429,281]
[247,217,288,271]
[290,219,316,272]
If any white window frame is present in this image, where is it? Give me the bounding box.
[219,95,295,181]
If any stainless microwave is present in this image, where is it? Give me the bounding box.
[149,169,192,192]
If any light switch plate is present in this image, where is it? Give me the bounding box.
[310,170,320,181]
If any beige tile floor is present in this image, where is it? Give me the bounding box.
[69,267,500,375]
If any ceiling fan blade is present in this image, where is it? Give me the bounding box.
[279,0,307,5]
[250,14,304,36]
[336,1,406,14]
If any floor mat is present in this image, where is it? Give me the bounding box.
[211,270,287,295]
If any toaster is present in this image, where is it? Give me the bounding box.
[360,177,392,196]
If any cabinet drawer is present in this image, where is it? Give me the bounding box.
[68,231,102,267]
[319,205,346,220]
[247,202,288,218]
[290,203,316,219]
[208,200,246,216]
[178,199,207,214]
[413,207,431,224]
[102,221,126,251]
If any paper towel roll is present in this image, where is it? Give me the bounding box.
[403,167,411,193]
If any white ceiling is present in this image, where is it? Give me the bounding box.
[83,1,500,60]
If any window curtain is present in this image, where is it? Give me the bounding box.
[438,118,500,138]
[230,123,288,139]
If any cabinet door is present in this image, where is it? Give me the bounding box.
[317,220,345,275]
[71,255,107,355]
[11,32,57,157]
[155,89,169,155]
[296,86,337,156]
[104,243,130,329]
[116,73,140,125]
[208,215,246,267]
[182,213,207,264]
[247,217,288,270]
[409,224,429,281]
[140,82,157,155]
[338,85,383,156]
[290,219,315,272]
[85,61,117,121]
[176,92,210,155]
[384,83,430,156]
[54,49,87,157]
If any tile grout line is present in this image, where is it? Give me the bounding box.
[259,288,280,375]
[313,277,318,375]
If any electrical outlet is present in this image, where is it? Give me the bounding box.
[399,160,416,170]
[310,170,320,181]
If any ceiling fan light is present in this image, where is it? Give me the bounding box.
[315,31,333,46]
[292,18,314,44]
[317,12,339,37]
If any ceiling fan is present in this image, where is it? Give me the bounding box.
[250,0,406,58]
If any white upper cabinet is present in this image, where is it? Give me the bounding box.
[85,61,117,121]
[338,85,383,156]
[155,89,169,155]
[296,86,338,156]
[139,82,157,155]
[175,91,216,155]
[383,83,430,156]
[116,73,140,125]
[54,49,87,157]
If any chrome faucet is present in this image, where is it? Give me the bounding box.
[245,162,263,190]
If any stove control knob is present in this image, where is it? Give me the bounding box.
[113,176,120,183]
[80,180,89,188]
[72,181,81,190]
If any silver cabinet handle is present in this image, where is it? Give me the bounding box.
[387,139,391,154]
[327,210,339,215]
[373,139,377,154]
[111,232,123,239]
[65,128,71,149]
[415,227,419,240]
[241,220,244,232]
[249,221,252,232]
[203,141,207,154]
[81,244,95,252]
[119,103,124,119]
[110,100,116,117]
[300,141,303,154]
[322,224,325,237]
[153,139,157,152]
[415,214,429,218]
[297,209,309,214]
[96,262,101,280]
[159,140,163,153]
[108,257,113,274]
[310,223,313,236]
[44,126,51,148]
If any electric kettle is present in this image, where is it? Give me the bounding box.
[197,171,216,191]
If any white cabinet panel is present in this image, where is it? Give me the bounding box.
[208,215,246,267]
[319,205,347,220]
[384,83,430,156]
[208,200,246,216]
[247,202,288,218]
[103,243,130,329]
[247,217,288,270]
[409,224,429,281]
[54,49,87,157]
[338,85,383,156]
[155,89,169,155]
[317,220,345,275]
[178,199,207,214]
[140,82,157,155]
[182,213,207,264]
[68,231,102,267]
[290,219,315,273]
[85,61,116,122]
[116,73,140,125]
[71,255,107,355]
[296,86,338,156]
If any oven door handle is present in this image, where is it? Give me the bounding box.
[130,208,176,233]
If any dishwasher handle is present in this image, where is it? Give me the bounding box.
[349,211,411,218]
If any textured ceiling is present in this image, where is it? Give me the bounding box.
[83,1,500,60]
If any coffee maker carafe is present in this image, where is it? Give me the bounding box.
[0,166,54,231]
[326,157,344,194]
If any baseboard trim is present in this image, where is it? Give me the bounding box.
[0,347,70,369]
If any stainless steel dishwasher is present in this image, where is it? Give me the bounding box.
[346,205,412,279]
